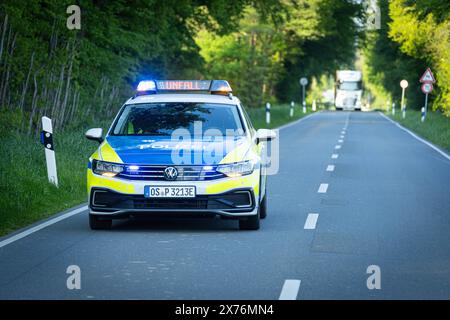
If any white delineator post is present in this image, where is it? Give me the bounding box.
[391,102,395,115]
[312,99,316,112]
[41,116,58,187]
[290,101,294,117]
[266,102,271,125]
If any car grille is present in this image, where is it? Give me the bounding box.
[90,189,254,212]
[118,165,225,181]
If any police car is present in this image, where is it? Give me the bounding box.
[85,80,276,230]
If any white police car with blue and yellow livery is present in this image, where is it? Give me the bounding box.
[85,80,276,230]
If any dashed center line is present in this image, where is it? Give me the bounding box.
[318,183,328,193]
[304,213,319,229]
[340,135,344,139]
[338,139,343,143]
[335,145,341,149]
[279,280,301,300]
[341,131,346,134]
[331,154,339,159]
[326,165,335,172]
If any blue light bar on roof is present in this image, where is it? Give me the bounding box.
[135,80,232,95]
[136,80,156,92]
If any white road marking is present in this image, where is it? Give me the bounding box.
[335,145,341,149]
[338,139,343,143]
[326,165,335,172]
[378,112,450,161]
[340,135,345,139]
[331,154,339,159]
[318,183,328,193]
[304,213,319,229]
[0,205,88,248]
[341,131,346,134]
[279,280,301,300]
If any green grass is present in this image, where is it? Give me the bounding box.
[0,111,111,236]
[0,105,316,236]
[387,109,450,152]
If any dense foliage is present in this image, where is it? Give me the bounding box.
[1,0,446,136]
[197,0,362,107]
[363,0,449,115]
[0,0,363,133]
[0,0,279,133]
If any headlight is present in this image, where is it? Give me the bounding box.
[93,160,124,177]
[217,161,255,178]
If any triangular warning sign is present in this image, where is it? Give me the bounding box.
[420,68,436,83]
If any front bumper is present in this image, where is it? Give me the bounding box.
[87,169,260,218]
[89,187,257,217]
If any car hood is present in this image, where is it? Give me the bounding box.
[101,135,252,165]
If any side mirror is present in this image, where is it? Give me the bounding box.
[256,129,276,143]
[85,128,103,143]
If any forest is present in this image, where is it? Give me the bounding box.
[0,0,448,137]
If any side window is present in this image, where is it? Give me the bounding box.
[240,104,255,134]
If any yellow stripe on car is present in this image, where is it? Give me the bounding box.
[87,170,135,194]
[99,140,123,163]
[205,169,260,196]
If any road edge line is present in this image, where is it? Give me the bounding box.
[0,204,88,248]
[378,112,450,161]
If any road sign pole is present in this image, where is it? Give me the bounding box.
[40,116,58,187]
[299,77,308,114]
[423,93,429,122]
[399,79,408,119]
[401,88,406,119]
[302,85,306,114]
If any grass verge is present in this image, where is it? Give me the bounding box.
[386,109,450,152]
[0,104,317,236]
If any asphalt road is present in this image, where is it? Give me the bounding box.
[1,111,449,299]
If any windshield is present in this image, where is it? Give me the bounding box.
[111,102,245,136]
[338,81,362,91]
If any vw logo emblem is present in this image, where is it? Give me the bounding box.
[164,166,178,181]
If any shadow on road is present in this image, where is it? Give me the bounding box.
[110,215,240,233]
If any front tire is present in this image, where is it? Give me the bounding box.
[89,214,112,230]
[239,213,260,230]
[259,195,267,219]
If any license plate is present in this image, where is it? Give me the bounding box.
[144,186,196,198]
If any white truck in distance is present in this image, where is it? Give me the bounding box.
[335,70,362,111]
